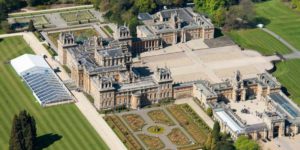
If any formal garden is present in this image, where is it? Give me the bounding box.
[167,128,191,146]
[167,104,210,144]
[104,115,143,150]
[9,15,53,30]
[105,105,210,149]
[60,10,97,25]
[148,110,175,126]
[122,114,146,132]
[137,134,165,150]
[47,28,98,47]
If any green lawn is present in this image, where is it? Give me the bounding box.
[0,36,108,150]
[256,0,300,50]
[227,29,291,55]
[273,59,300,106]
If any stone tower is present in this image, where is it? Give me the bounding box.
[114,25,132,46]
[232,70,246,101]
[154,66,173,100]
[94,76,116,110]
[170,11,181,29]
[57,32,76,65]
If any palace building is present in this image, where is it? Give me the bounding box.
[137,7,214,46]
[56,8,299,140]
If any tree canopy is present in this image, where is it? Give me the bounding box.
[235,135,260,150]
[9,110,37,150]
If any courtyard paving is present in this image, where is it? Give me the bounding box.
[140,42,279,83]
[260,134,300,150]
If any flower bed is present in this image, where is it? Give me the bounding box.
[148,110,175,126]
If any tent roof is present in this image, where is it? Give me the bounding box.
[11,54,49,75]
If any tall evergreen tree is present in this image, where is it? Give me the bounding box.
[28,20,36,32]
[0,1,8,21]
[212,121,221,141]
[9,110,37,150]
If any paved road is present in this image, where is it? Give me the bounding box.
[0,32,127,150]
[260,28,300,60]
[175,98,214,129]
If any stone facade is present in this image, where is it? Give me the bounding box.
[137,8,214,46]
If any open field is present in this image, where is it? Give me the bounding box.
[0,36,108,149]
[227,29,291,55]
[48,28,98,46]
[60,10,95,22]
[273,59,300,106]
[255,0,300,50]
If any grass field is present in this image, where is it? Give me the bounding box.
[256,0,300,50]
[273,59,300,106]
[227,29,291,55]
[0,36,108,150]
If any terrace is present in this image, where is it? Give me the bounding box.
[229,99,269,125]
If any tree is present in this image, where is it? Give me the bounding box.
[206,107,213,117]
[28,20,35,32]
[0,1,8,21]
[1,21,12,33]
[291,0,300,10]
[9,110,37,150]
[27,0,41,7]
[235,135,260,150]
[135,0,157,13]
[212,121,221,141]
[128,17,139,37]
[216,141,235,150]
[92,0,100,10]
[224,0,256,30]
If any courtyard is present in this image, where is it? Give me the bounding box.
[139,41,277,83]
[229,99,270,125]
[104,104,210,150]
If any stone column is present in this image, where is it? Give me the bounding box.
[173,32,177,45]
